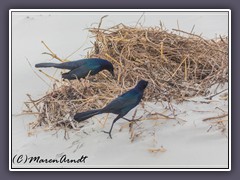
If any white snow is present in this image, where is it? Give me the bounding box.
[11,11,229,169]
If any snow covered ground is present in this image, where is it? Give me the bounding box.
[11,11,229,169]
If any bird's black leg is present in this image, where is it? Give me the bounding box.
[122,117,131,122]
[123,116,142,122]
[122,117,140,126]
[103,115,121,139]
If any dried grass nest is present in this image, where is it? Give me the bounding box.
[24,23,228,132]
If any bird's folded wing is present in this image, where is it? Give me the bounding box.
[65,66,91,78]
[59,60,87,70]
[104,91,140,111]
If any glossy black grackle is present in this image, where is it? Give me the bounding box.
[35,58,114,80]
[74,80,148,138]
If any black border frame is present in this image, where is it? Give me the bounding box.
[10,9,230,171]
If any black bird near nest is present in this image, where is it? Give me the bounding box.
[74,80,148,138]
[35,58,114,80]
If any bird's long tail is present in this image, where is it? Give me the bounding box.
[74,109,101,122]
[35,63,61,68]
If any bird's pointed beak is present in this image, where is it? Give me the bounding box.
[111,71,115,78]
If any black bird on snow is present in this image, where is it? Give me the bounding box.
[74,80,148,138]
[35,58,114,80]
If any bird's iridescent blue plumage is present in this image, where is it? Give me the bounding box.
[35,58,114,80]
[74,80,148,138]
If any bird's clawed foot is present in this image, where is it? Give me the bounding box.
[122,117,140,126]
[102,130,113,139]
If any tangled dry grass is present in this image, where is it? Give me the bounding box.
[23,22,228,134]
[88,23,228,101]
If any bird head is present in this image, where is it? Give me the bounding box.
[136,80,148,90]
